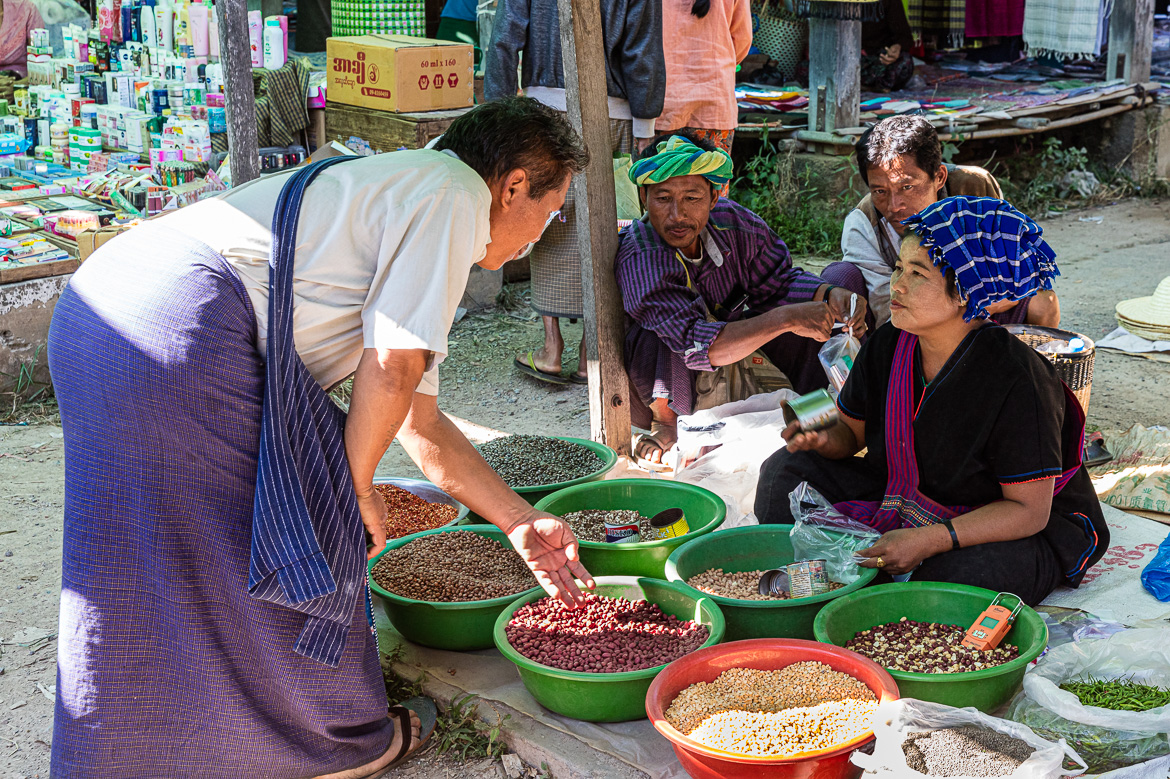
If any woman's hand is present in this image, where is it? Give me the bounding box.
[356,484,389,560]
[781,420,830,453]
[506,512,596,607]
[880,43,902,65]
[856,526,946,575]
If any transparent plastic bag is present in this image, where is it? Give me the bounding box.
[788,482,879,584]
[852,698,1086,778]
[1004,629,1170,774]
[818,292,861,396]
[818,331,860,396]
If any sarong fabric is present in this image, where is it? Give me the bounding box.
[530,116,634,319]
[48,221,392,777]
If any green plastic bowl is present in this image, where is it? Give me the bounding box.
[368,525,541,651]
[533,479,727,578]
[813,582,1048,712]
[494,576,726,722]
[665,525,877,642]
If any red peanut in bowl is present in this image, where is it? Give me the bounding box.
[646,638,900,779]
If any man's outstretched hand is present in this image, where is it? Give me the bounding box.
[506,513,595,607]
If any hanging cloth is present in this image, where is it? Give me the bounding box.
[908,0,967,48]
[1023,0,1105,60]
[794,0,884,21]
[833,329,1085,534]
[249,155,371,667]
[965,0,1024,39]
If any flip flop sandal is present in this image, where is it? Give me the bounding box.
[569,372,588,385]
[632,431,674,473]
[1084,437,1114,468]
[514,351,569,385]
[373,696,438,776]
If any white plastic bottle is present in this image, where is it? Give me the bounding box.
[262,18,284,69]
[139,1,157,52]
[156,0,174,51]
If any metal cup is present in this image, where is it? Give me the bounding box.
[781,388,839,433]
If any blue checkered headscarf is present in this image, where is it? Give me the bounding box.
[901,196,1059,322]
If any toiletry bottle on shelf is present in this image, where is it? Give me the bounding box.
[262,18,285,69]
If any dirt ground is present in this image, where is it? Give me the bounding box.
[1,198,1168,778]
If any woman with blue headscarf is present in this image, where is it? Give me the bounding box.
[754,197,1107,605]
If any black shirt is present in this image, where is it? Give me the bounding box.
[837,322,1106,584]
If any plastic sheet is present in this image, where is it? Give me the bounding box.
[1005,629,1170,774]
[852,698,1085,778]
[674,389,797,528]
[1141,531,1170,601]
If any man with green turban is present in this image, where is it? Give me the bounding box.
[616,133,868,466]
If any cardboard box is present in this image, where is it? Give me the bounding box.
[326,35,473,113]
[77,225,129,262]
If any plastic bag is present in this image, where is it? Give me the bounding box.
[1140,530,1170,601]
[852,698,1086,778]
[788,482,879,584]
[1005,629,1170,774]
[818,292,861,396]
[1095,754,1170,778]
[674,390,797,528]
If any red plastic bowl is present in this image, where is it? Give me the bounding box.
[646,638,900,779]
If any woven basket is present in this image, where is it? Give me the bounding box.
[1006,324,1095,415]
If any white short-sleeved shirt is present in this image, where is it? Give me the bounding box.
[161,151,493,394]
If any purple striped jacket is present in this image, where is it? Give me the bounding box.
[615,198,826,371]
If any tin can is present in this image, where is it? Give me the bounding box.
[603,520,641,544]
[780,388,839,433]
[758,568,789,597]
[648,508,689,540]
[786,559,830,598]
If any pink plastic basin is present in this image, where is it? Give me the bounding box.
[646,638,900,779]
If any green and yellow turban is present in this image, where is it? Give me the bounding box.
[628,136,734,188]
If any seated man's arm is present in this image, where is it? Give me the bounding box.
[616,248,729,372]
[840,209,893,322]
[707,302,834,366]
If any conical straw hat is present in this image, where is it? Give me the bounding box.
[1116,276,1170,328]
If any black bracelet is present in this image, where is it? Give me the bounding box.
[941,519,961,551]
[822,284,839,301]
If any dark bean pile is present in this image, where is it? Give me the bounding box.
[562,509,653,542]
[478,435,604,487]
[903,726,1035,776]
[371,530,536,602]
[374,484,458,540]
[845,617,1019,673]
[505,592,708,673]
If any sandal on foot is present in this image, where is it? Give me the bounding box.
[378,696,437,775]
[633,428,676,473]
[569,372,588,385]
[514,351,569,385]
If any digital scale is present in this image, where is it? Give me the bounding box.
[962,592,1024,651]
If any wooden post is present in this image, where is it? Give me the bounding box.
[556,0,632,455]
[216,0,261,185]
[807,19,861,134]
[1107,0,1154,83]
